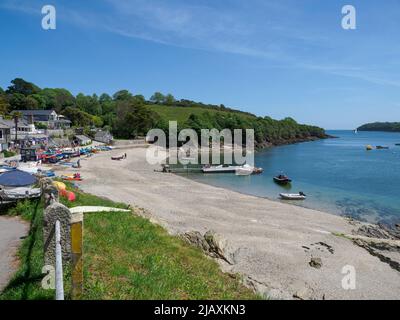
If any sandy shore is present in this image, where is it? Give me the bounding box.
[70,146,400,300]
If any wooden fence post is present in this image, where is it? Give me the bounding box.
[71,213,83,300]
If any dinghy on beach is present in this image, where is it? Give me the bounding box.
[0,187,41,201]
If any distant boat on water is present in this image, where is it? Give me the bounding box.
[354,129,358,134]
[202,165,243,174]
[273,174,292,185]
[202,164,263,175]
[235,164,254,176]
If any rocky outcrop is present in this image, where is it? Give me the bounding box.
[181,230,237,265]
[351,223,400,273]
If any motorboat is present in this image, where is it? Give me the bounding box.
[202,165,240,173]
[279,192,306,200]
[273,174,292,185]
[235,165,254,176]
[366,145,373,151]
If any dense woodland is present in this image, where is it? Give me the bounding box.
[358,122,400,132]
[0,78,327,146]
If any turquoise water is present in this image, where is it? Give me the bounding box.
[187,131,400,225]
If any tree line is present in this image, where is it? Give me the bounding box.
[358,122,400,132]
[0,78,327,145]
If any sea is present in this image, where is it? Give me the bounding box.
[186,131,400,225]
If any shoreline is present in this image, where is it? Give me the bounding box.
[59,146,400,299]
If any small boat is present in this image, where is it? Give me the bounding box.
[61,173,82,181]
[376,146,389,150]
[279,192,306,200]
[273,174,292,185]
[235,164,254,176]
[0,187,42,201]
[111,155,125,161]
[395,143,400,146]
[235,165,264,176]
[366,145,373,151]
[202,165,240,173]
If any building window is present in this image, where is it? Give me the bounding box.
[0,130,3,139]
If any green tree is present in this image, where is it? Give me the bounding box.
[0,95,10,115]
[8,93,26,110]
[11,111,23,144]
[100,93,115,115]
[30,93,47,109]
[113,99,157,138]
[76,93,102,115]
[6,78,40,96]
[113,90,133,101]
[37,88,75,111]
[25,96,39,109]
[150,92,165,104]
[63,107,95,127]
[164,94,176,105]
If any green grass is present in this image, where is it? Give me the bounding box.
[1,150,17,158]
[1,184,257,300]
[82,211,257,300]
[148,104,255,124]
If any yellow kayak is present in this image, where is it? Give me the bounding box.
[53,181,66,190]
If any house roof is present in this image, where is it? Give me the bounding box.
[0,117,29,128]
[56,119,72,124]
[75,135,91,141]
[95,131,111,138]
[16,110,57,116]
[0,118,10,129]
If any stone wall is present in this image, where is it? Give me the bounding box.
[41,178,72,266]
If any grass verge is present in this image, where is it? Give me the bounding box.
[1,183,258,300]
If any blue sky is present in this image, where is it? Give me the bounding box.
[1,0,400,129]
